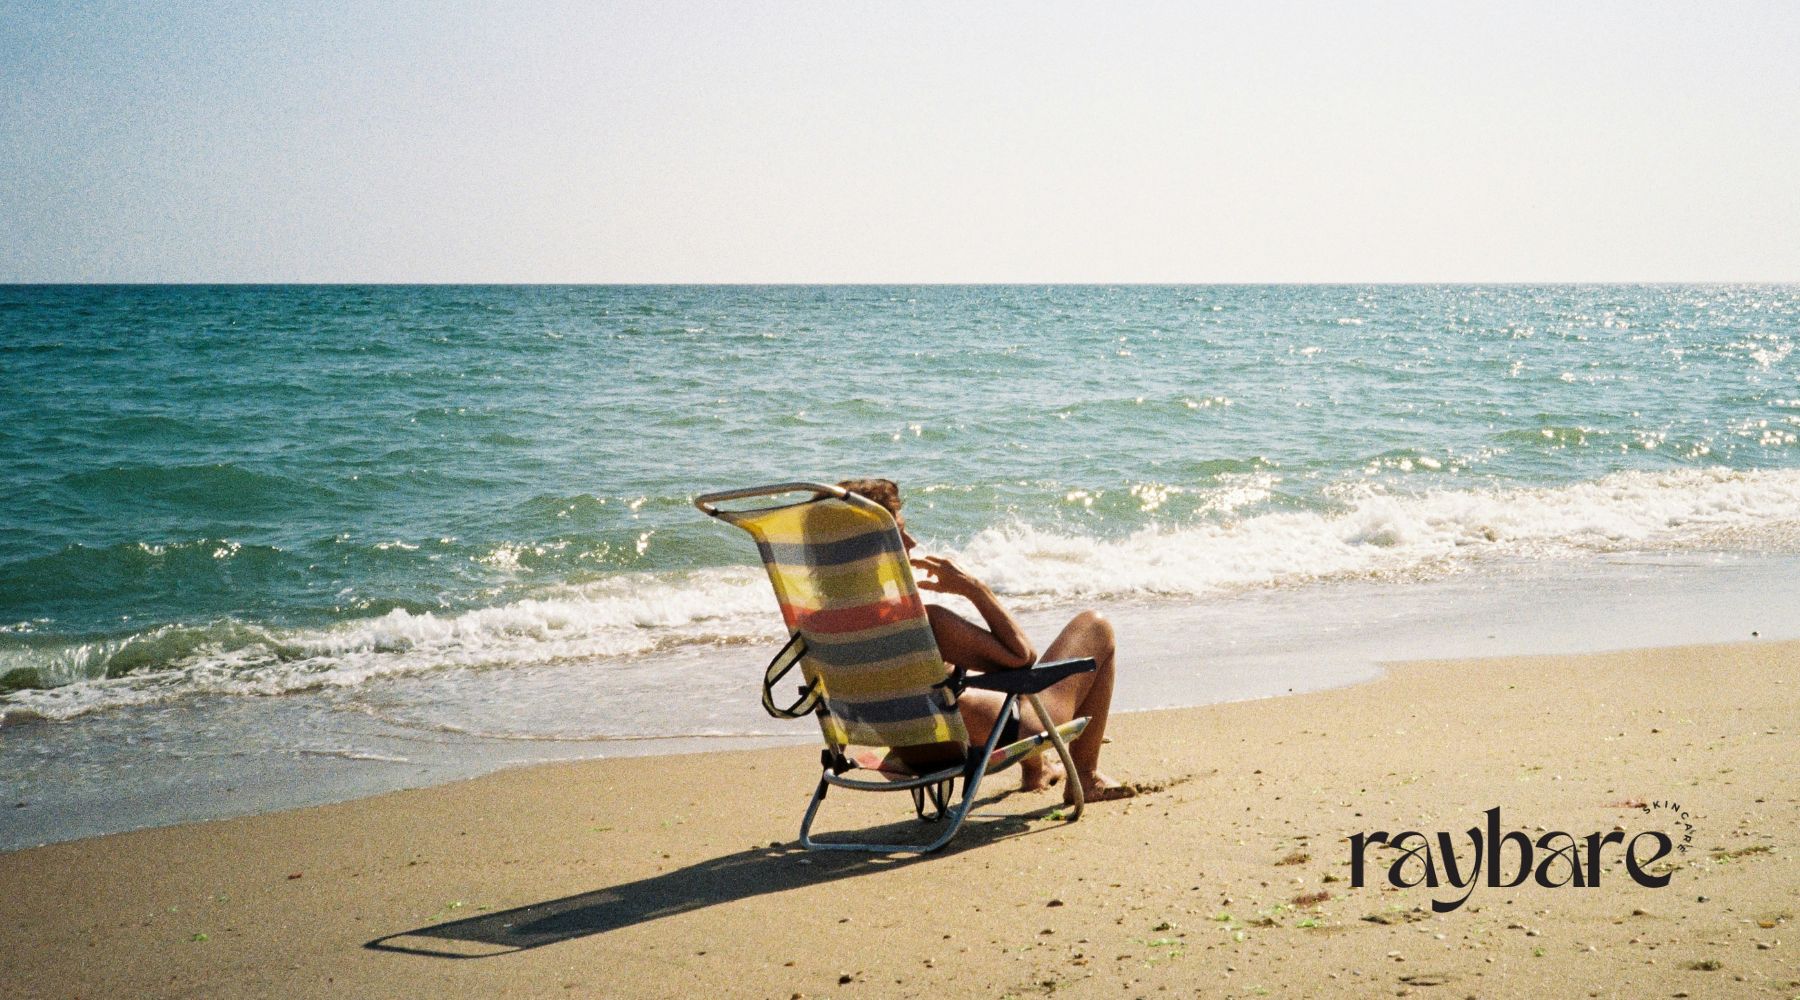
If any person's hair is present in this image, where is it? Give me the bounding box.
[837,478,902,515]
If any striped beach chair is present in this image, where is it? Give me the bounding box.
[696,482,1093,853]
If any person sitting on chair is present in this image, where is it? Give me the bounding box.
[838,478,1134,803]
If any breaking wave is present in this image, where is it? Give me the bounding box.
[6,467,1800,723]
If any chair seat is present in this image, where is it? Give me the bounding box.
[847,747,936,778]
[835,716,1092,788]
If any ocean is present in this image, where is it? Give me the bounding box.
[4,284,1799,848]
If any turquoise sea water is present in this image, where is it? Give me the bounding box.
[3,284,1800,845]
[5,283,1800,715]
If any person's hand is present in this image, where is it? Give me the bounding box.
[910,555,985,599]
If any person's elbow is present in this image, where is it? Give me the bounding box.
[1000,643,1037,670]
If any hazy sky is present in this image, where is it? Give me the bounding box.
[3,2,1797,282]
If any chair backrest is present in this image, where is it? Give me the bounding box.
[704,486,969,753]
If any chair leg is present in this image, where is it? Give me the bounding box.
[798,767,988,853]
[797,695,1020,853]
[1026,692,1083,821]
[797,772,833,849]
[798,752,1001,854]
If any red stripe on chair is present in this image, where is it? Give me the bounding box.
[783,594,925,635]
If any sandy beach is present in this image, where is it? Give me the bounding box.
[10,4,1799,997]
[5,637,1794,999]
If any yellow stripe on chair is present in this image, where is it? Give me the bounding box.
[722,492,968,752]
[728,500,884,547]
[764,553,910,610]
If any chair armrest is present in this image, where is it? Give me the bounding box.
[961,657,1096,694]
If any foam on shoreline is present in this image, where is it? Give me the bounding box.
[8,467,1800,724]
[6,546,1798,852]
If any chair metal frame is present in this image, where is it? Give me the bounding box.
[697,482,1091,854]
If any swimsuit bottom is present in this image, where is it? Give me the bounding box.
[996,699,1022,747]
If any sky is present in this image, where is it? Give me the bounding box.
[2,1,1797,283]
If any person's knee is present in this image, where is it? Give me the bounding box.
[1073,609,1114,654]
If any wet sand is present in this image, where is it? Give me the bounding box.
[4,638,1795,998]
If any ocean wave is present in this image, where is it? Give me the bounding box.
[0,538,293,608]
[6,467,1800,723]
[964,467,1800,600]
[0,568,785,723]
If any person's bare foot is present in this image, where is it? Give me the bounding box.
[1068,772,1136,804]
[1019,755,1065,792]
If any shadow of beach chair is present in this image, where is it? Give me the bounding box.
[364,813,1063,957]
[695,481,1093,853]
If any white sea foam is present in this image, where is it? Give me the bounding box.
[1,567,788,722]
[7,467,1800,723]
[967,468,1800,601]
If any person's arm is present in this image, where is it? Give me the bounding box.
[912,555,1037,671]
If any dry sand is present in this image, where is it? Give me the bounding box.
[4,639,1795,999]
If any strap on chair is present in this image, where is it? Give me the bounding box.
[932,664,967,708]
[910,777,956,822]
[762,632,822,719]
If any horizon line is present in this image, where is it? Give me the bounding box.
[5,279,1799,288]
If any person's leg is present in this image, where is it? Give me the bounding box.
[1014,610,1127,802]
[955,688,1007,749]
